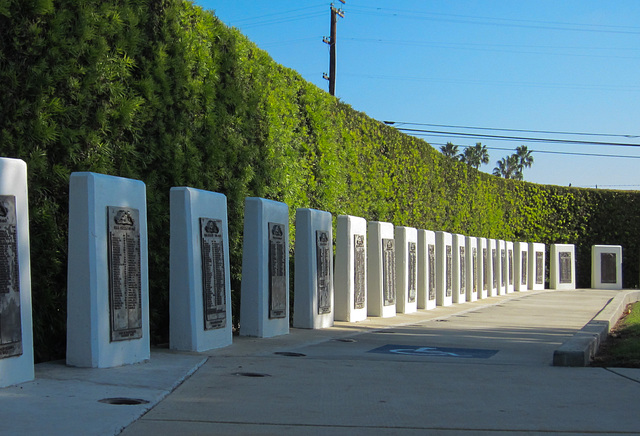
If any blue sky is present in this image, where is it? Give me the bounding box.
[195,1,640,190]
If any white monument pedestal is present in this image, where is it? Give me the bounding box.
[591,245,622,290]
[395,226,418,314]
[334,215,367,322]
[169,187,232,352]
[367,221,396,317]
[529,243,546,291]
[497,240,506,296]
[478,238,488,299]
[488,239,498,297]
[466,236,478,302]
[514,242,530,291]
[452,234,467,304]
[505,241,515,293]
[550,244,576,290]
[293,208,334,329]
[435,231,453,306]
[66,172,150,368]
[0,158,34,387]
[240,197,289,338]
[417,230,436,310]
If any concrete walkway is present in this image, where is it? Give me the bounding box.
[2,289,640,435]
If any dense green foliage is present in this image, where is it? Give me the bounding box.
[1,0,638,362]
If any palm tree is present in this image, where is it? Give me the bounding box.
[461,142,489,169]
[514,145,534,172]
[493,155,522,180]
[440,142,459,159]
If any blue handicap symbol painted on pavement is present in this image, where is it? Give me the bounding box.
[368,344,498,359]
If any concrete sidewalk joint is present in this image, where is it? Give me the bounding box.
[553,290,640,367]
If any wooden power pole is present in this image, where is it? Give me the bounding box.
[323,2,344,96]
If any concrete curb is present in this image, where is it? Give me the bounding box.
[553,289,640,367]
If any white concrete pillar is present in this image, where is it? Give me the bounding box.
[417,230,436,310]
[293,208,333,329]
[488,239,498,297]
[66,172,149,368]
[367,221,396,317]
[435,231,453,306]
[529,242,546,291]
[514,242,530,292]
[0,158,34,386]
[478,238,488,299]
[591,245,622,290]
[334,215,367,322]
[239,197,289,338]
[550,244,576,290]
[466,236,478,302]
[395,226,418,314]
[452,234,467,304]
[169,187,232,352]
[505,241,515,293]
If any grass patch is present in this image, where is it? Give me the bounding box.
[592,302,640,368]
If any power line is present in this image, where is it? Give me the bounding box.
[429,143,640,160]
[397,128,640,148]
[384,121,640,139]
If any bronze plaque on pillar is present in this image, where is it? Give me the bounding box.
[559,251,572,284]
[200,218,226,330]
[428,244,436,300]
[268,222,287,319]
[446,245,452,297]
[353,234,366,310]
[483,248,488,291]
[521,251,528,286]
[0,196,22,359]
[408,242,417,303]
[459,246,466,295]
[382,239,396,306]
[316,231,331,315]
[535,251,544,285]
[600,252,617,284]
[108,206,142,342]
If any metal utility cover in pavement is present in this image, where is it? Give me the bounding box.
[368,344,499,358]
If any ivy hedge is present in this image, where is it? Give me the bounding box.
[1,0,638,362]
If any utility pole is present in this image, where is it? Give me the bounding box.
[323,1,345,96]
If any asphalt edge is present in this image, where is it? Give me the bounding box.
[553,289,640,367]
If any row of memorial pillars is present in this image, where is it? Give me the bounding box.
[0,159,628,386]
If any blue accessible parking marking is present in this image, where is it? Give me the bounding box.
[368,344,499,359]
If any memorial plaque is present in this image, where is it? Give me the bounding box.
[500,249,506,287]
[600,252,617,284]
[492,249,498,288]
[353,234,366,310]
[459,246,466,294]
[472,247,478,294]
[407,242,417,303]
[445,245,452,297]
[535,251,544,285]
[316,231,331,315]
[483,248,488,291]
[382,239,396,306]
[428,244,436,300]
[508,249,514,285]
[559,251,572,284]
[108,206,142,342]
[268,222,287,318]
[0,196,22,359]
[199,218,226,330]
[521,251,528,285]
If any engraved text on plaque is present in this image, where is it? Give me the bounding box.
[446,245,452,297]
[459,246,466,294]
[316,231,331,315]
[559,252,572,284]
[535,251,544,285]
[492,249,498,288]
[268,222,287,318]
[353,234,366,310]
[521,251,528,286]
[200,218,226,330]
[428,244,436,300]
[408,242,417,303]
[382,239,396,306]
[108,206,142,342]
[500,249,506,287]
[508,249,513,285]
[483,248,488,291]
[0,196,22,358]
[472,247,478,294]
[600,252,617,284]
